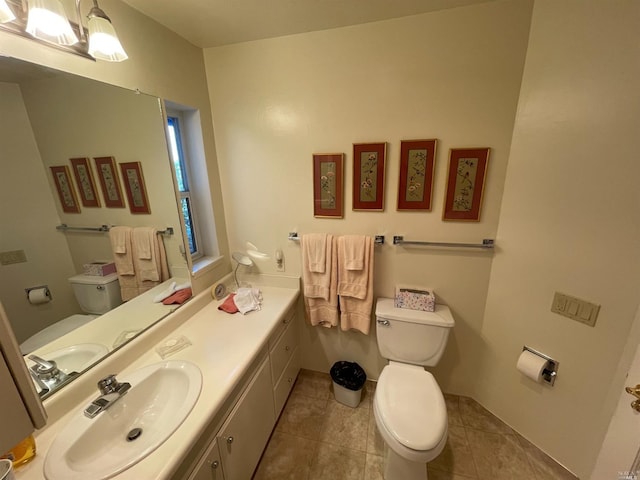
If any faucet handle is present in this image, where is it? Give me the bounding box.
[98,374,120,394]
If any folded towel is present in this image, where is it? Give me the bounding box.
[304,233,327,273]
[302,234,334,300]
[339,236,374,335]
[162,287,192,305]
[341,234,366,270]
[133,227,160,281]
[109,226,134,276]
[337,235,369,299]
[234,288,263,315]
[218,293,238,314]
[153,281,191,303]
[304,235,339,328]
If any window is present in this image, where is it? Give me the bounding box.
[167,115,202,259]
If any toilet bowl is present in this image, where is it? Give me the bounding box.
[374,298,455,480]
[20,314,98,354]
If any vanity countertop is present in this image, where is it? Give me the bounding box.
[15,280,300,480]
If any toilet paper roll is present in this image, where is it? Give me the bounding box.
[28,287,50,305]
[517,350,548,383]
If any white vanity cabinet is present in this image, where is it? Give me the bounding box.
[268,307,301,417]
[217,357,274,480]
[186,304,301,480]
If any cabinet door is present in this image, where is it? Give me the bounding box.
[217,358,275,480]
[188,438,225,480]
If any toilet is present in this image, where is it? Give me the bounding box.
[373,297,455,480]
[20,273,122,354]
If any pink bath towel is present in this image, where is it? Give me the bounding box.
[303,235,339,328]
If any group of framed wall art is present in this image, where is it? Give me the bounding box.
[49,156,151,215]
[312,141,490,221]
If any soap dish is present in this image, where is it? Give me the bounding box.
[156,335,192,359]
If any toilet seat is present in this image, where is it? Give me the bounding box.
[374,362,448,463]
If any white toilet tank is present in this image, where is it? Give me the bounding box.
[68,273,122,314]
[375,298,455,367]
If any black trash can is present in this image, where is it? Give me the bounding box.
[330,361,367,408]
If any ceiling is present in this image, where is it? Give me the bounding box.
[121,0,495,48]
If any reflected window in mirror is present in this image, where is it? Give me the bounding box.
[164,101,221,275]
[167,115,202,261]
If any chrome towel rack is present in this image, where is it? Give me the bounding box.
[56,224,174,235]
[288,232,385,246]
[393,236,495,249]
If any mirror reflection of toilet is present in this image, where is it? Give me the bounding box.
[374,298,455,480]
[20,274,122,355]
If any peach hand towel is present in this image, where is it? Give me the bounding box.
[133,227,162,282]
[342,234,365,270]
[302,233,333,300]
[304,236,339,328]
[304,233,327,273]
[109,226,134,275]
[339,236,374,335]
[337,235,369,299]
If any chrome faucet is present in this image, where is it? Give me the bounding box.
[28,354,74,397]
[84,374,131,418]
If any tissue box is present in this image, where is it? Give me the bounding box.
[394,286,435,312]
[83,261,116,276]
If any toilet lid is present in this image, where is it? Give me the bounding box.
[376,363,447,451]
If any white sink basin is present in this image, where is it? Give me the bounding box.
[44,360,202,480]
[31,343,109,374]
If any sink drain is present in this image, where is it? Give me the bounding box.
[126,427,143,442]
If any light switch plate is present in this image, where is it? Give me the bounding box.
[0,250,27,265]
[551,292,600,327]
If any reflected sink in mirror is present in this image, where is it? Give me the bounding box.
[30,344,109,375]
[44,360,202,480]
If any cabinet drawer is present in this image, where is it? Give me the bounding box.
[273,347,300,417]
[269,319,297,384]
[268,307,295,350]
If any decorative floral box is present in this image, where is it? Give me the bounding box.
[83,261,116,276]
[394,286,435,312]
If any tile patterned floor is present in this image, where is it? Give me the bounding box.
[253,369,578,480]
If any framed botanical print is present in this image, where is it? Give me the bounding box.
[353,142,386,211]
[119,161,151,214]
[397,139,437,211]
[312,153,344,218]
[94,156,125,208]
[50,165,80,213]
[70,157,100,207]
[443,147,490,221]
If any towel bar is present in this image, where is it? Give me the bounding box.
[56,224,174,235]
[288,232,384,245]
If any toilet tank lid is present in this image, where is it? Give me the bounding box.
[375,298,454,327]
[68,273,119,285]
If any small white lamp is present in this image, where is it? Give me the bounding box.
[26,0,78,45]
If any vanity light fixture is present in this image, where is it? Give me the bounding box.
[0,0,16,23]
[26,0,78,45]
[0,0,127,61]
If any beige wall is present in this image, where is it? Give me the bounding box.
[0,0,230,293]
[0,83,79,342]
[204,0,533,391]
[477,1,640,477]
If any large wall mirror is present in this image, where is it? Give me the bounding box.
[0,56,191,398]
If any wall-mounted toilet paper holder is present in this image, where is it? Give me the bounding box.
[523,346,559,386]
[25,285,52,304]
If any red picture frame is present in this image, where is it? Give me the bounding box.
[443,147,490,221]
[353,142,386,211]
[312,153,344,218]
[70,157,100,207]
[50,165,80,213]
[94,156,125,208]
[397,139,437,211]
[119,161,151,214]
